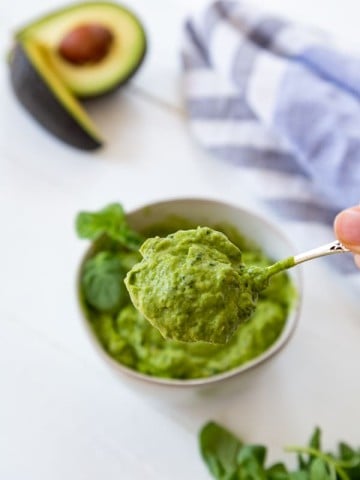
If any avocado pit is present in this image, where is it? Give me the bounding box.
[58,23,114,65]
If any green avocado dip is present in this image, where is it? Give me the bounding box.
[125,227,267,344]
[76,204,296,380]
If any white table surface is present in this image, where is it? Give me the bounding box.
[1,1,360,478]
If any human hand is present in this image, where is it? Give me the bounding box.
[334,206,360,268]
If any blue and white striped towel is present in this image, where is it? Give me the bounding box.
[182,0,360,282]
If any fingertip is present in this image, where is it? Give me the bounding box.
[355,254,360,269]
[333,206,360,253]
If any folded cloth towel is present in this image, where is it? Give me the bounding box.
[182,0,360,279]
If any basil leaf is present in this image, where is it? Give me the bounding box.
[82,252,127,312]
[339,443,355,460]
[297,454,308,471]
[337,442,360,479]
[236,445,268,480]
[199,422,243,479]
[309,429,322,452]
[267,462,290,480]
[309,458,331,480]
[76,203,143,251]
[295,428,322,469]
[237,445,267,468]
[288,472,310,480]
[198,423,360,480]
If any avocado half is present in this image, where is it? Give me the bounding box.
[10,41,102,150]
[9,2,147,150]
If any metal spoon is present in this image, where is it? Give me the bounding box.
[263,240,350,279]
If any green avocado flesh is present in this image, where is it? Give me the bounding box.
[80,219,296,380]
[125,227,266,344]
[16,2,147,98]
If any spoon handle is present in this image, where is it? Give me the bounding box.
[293,240,350,266]
[264,240,350,279]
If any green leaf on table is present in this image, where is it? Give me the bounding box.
[238,445,267,467]
[266,462,290,480]
[309,458,331,480]
[235,445,268,480]
[337,442,360,478]
[81,251,128,312]
[76,203,143,251]
[199,421,243,479]
[295,428,322,470]
[297,454,308,472]
[309,428,322,452]
[288,471,310,480]
[198,423,360,480]
[339,443,355,461]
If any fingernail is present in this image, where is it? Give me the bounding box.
[334,206,360,252]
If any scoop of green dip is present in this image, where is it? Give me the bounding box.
[125,227,264,344]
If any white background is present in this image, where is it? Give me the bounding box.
[1,1,360,478]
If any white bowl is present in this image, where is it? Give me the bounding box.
[78,198,302,401]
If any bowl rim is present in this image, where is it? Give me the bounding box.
[76,197,303,388]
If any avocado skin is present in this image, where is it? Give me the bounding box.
[10,44,102,151]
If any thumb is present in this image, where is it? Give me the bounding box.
[334,206,360,254]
